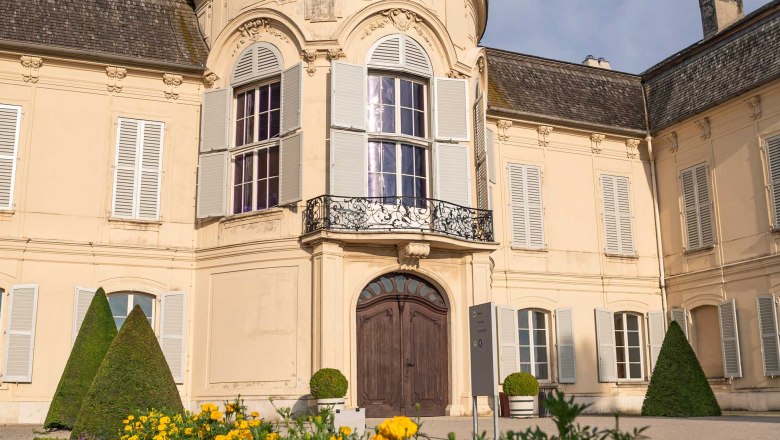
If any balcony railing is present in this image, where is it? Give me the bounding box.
[303,195,494,242]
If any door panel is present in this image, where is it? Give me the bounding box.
[403,302,448,416]
[357,304,402,417]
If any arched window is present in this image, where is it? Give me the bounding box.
[614,312,645,380]
[108,291,155,329]
[517,308,550,381]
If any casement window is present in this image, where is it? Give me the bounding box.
[108,292,155,329]
[112,118,164,220]
[3,285,38,383]
[600,175,634,255]
[518,309,550,381]
[508,164,544,249]
[764,135,780,228]
[680,163,713,251]
[614,312,645,380]
[595,309,665,382]
[368,75,427,137]
[235,82,281,147]
[232,146,279,214]
[0,104,21,210]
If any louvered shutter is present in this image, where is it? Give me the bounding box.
[200,88,231,153]
[0,105,21,210]
[112,119,140,218]
[368,35,402,69]
[474,94,488,210]
[718,299,742,378]
[526,166,544,248]
[279,132,302,205]
[681,163,713,251]
[367,35,432,77]
[756,295,780,376]
[486,128,496,184]
[72,287,96,344]
[696,164,714,248]
[330,130,367,197]
[555,308,576,383]
[434,78,469,141]
[767,136,780,228]
[231,43,283,87]
[281,63,303,135]
[670,307,688,338]
[601,175,634,255]
[435,142,470,207]
[647,310,665,374]
[497,306,519,382]
[232,46,256,86]
[3,285,38,383]
[508,164,544,249]
[331,62,366,130]
[196,151,229,218]
[595,308,617,382]
[402,36,432,77]
[160,291,187,383]
[138,121,164,220]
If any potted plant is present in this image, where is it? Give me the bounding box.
[310,368,348,412]
[503,372,539,418]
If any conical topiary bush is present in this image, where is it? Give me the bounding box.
[45,288,117,430]
[71,305,183,439]
[641,320,721,417]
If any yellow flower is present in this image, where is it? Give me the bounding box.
[160,416,171,425]
[216,436,228,440]
[158,424,168,432]
[226,404,235,413]
[266,433,279,440]
[128,415,135,421]
[315,416,323,424]
[251,411,260,418]
[340,427,352,436]
[123,419,129,424]
[140,416,148,423]
[129,436,139,440]
[249,420,260,428]
[377,416,418,440]
[124,425,133,432]
[239,420,248,429]
[184,428,193,435]
[210,410,223,420]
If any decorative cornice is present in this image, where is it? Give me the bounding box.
[745,95,762,120]
[695,117,711,140]
[397,242,430,270]
[163,73,183,100]
[361,9,432,47]
[20,55,42,83]
[446,69,467,79]
[625,138,640,159]
[106,66,127,93]
[232,18,290,57]
[203,71,219,88]
[302,50,318,76]
[590,133,605,154]
[496,120,513,142]
[665,131,679,153]
[537,125,553,148]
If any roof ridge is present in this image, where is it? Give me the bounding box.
[484,46,641,79]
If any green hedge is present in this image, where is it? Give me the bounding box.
[71,305,183,439]
[45,288,117,430]
[502,372,539,397]
[641,321,721,417]
[309,368,348,399]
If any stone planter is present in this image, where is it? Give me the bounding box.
[508,395,535,418]
[316,398,346,413]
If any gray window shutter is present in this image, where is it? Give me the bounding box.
[508,164,544,249]
[681,163,713,251]
[647,310,665,374]
[330,129,367,197]
[486,128,496,184]
[434,142,470,207]
[112,119,139,218]
[526,166,544,248]
[0,104,21,210]
[670,307,688,339]
[231,43,283,87]
[434,78,469,141]
[368,35,402,68]
[196,151,228,219]
[595,308,617,382]
[497,306,519,382]
[331,62,366,131]
[696,164,714,248]
[138,121,164,220]
[766,136,780,228]
[279,132,303,205]
[718,299,742,378]
[160,291,187,384]
[756,295,780,376]
[72,287,96,345]
[3,285,38,383]
[601,175,634,255]
[281,62,303,135]
[402,36,433,77]
[555,308,576,384]
[200,88,231,153]
[616,176,635,255]
[474,95,488,210]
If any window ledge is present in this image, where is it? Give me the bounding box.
[511,246,548,253]
[605,253,639,260]
[108,217,163,229]
[220,207,284,225]
[684,245,715,256]
[0,209,15,217]
[615,381,649,388]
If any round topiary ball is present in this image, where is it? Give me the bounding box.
[309,368,348,399]
[502,372,539,397]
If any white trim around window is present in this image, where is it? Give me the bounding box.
[614,312,645,381]
[518,308,551,382]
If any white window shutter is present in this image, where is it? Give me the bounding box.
[508,164,527,247]
[555,308,576,383]
[474,95,488,211]
[330,62,366,131]
[279,132,303,205]
[72,287,96,344]
[368,35,402,68]
[756,295,780,376]
[601,175,634,255]
[526,166,544,248]
[670,307,688,339]
[681,167,699,249]
[281,62,303,135]
[112,119,140,218]
[486,128,496,184]
[231,45,256,86]
[231,43,283,87]
[595,308,617,382]
[402,36,432,77]
[696,164,714,248]
[681,163,713,251]
[647,310,665,374]
[160,291,187,384]
[434,142,470,207]
[718,299,742,378]
[766,136,780,228]
[196,151,229,219]
[508,164,544,249]
[601,175,619,254]
[434,78,469,141]
[200,88,231,153]
[3,285,39,383]
[616,176,635,254]
[0,104,21,210]
[497,306,519,382]
[330,129,367,197]
[138,121,164,220]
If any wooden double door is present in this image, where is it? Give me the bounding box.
[356,274,448,417]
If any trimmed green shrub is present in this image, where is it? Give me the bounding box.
[45,288,117,430]
[502,372,539,397]
[71,305,183,439]
[641,321,721,417]
[309,368,348,399]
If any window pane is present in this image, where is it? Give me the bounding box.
[534,330,546,345]
[402,176,414,202]
[368,143,381,172]
[258,149,268,179]
[244,154,253,181]
[615,347,625,363]
[415,147,426,177]
[243,183,253,212]
[519,329,530,346]
[614,314,624,330]
[628,347,641,363]
[533,312,546,329]
[233,186,242,214]
[245,115,254,144]
[269,146,279,177]
[382,173,397,197]
[269,110,280,138]
[247,91,255,115]
[268,177,279,207]
[401,145,414,175]
[401,108,414,136]
[627,314,639,331]
[520,363,531,374]
[109,293,129,317]
[368,173,381,198]
[519,347,530,363]
[400,80,413,107]
[259,86,270,112]
[382,143,396,172]
[629,363,642,379]
[234,155,244,184]
[416,178,427,200]
[414,110,426,138]
[237,93,246,118]
[518,310,529,328]
[617,363,626,379]
[367,105,379,132]
[381,77,395,104]
[535,347,548,362]
[536,364,549,380]
[615,330,624,347]
[257,179,268,209]
[414,83,425,111]
[258,113,269,141]
[270,82,281,110]
[133,295,153,319]
[627,331,639,347]
[381,107,396,133]
[235,120,245,146]
[368,76,381,105]
[114,317,126,329]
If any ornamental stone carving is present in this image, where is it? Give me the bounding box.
[626,138,640,159]
[745,95,761,120]
[20,55,42,83]
[695,117,711,140]
[397,242,430,270]
[447,69,467,79]
[203,71,219,88]
[665,131,679,153]
[361,9,432,47]
[233,18,290,57]
[537,125,553,148]
[590,133,605,154]
[163,73,183,100]
[496,120,513,142]
[477,57,485,73]
[106,66,127,93]
[302,50,318,76]
[326,48,345,61]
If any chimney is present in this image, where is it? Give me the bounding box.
[582,55,612,70]
[699,0,745,38]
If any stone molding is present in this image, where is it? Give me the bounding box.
[361,8,433,47]
[496,120,512,142]
[302,50,318,76]
[203,71,219,88]
[20,55,42,83]
[695,117,711,140]
[665,131,679,153]
[326,48,345,61]
[397,242,430,270]
[232,18,290,57]
[590,133,605,154]
[625,138,640,159]
[745,95,761,120]
[106,66,127,93]
[537,125,553,148]
[163,73,183,100]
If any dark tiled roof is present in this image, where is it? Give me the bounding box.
[643,0,780,132]
[0,0,208,71]
[485,48,647,134]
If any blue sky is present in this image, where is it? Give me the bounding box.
[481,0,768,73]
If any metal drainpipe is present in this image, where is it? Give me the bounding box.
[647,136,669,323]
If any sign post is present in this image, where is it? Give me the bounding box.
[469,302,499,439]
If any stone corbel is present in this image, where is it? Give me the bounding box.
[163,73,183,100]
[447,69,467,79]
[590,133,605,154]
[745,95,761,120]
[477,57,485,74]
[665,131,679,153]
[20,55,42,83]
[695,117,711,140]
[537,126,553,148]
[302,50,318,76]
[496,120,513,142]
[326,48,345,61]
[203,71,219,88]
[625,138,640,159]
[397,242,430,270]
[106,66,127,93]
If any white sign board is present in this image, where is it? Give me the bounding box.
[469,302,498,396]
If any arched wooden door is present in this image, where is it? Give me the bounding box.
[357,273,448,417]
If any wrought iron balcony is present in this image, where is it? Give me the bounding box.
[303,195,494,242]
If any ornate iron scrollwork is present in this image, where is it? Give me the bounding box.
[304,195,494,242]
